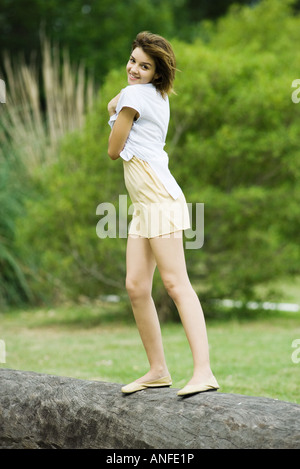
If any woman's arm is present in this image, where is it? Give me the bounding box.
[108,106,138,160]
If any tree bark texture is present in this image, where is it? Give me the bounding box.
[0,369,299,449]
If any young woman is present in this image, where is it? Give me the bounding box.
[107,31,219,396]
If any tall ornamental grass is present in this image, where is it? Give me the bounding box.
[0,37,96,308]
[0,36,95,171]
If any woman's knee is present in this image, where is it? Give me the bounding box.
[126,276,152,302]
[163,278,181,302]
[162,276,191,303]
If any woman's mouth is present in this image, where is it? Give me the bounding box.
[129,73,139,81]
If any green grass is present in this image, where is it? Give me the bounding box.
[1,301,299,405]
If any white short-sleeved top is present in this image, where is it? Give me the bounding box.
[108,83,182,200]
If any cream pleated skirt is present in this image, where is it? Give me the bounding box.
[123,156,190,238]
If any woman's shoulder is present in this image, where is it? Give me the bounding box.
[117,85,149,115]
[121,83,155,96]
[126,84,168,104]
[118,84,168,116]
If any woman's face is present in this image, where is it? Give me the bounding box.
[126,47,157,85]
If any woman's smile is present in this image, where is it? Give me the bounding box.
[128,73,140,83]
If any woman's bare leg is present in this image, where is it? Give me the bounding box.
[149,231,215,385]
[125,235,170,382]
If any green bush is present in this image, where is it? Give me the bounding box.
[169,0,300,304]
[16,0,300,315]
[16,72,127,303]
[0,156,32,307]
[0,37,96,308]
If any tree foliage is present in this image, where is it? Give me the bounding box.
[170,0,300,304]
[0,0,263,82]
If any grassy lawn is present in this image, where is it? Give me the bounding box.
[0,301,299,405]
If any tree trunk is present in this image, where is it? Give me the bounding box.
[0,369,299,449]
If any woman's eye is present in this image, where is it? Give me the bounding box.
[129,58,148,70]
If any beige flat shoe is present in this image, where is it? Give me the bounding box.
[121,375,172,394]
[177,377,219,396]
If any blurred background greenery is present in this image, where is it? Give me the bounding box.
[0,0,300,320]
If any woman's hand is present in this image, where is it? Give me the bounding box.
[107,93,121,116]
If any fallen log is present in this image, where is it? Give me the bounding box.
[0,368,299,449]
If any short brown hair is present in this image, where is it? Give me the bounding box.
[131,31,176,96]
